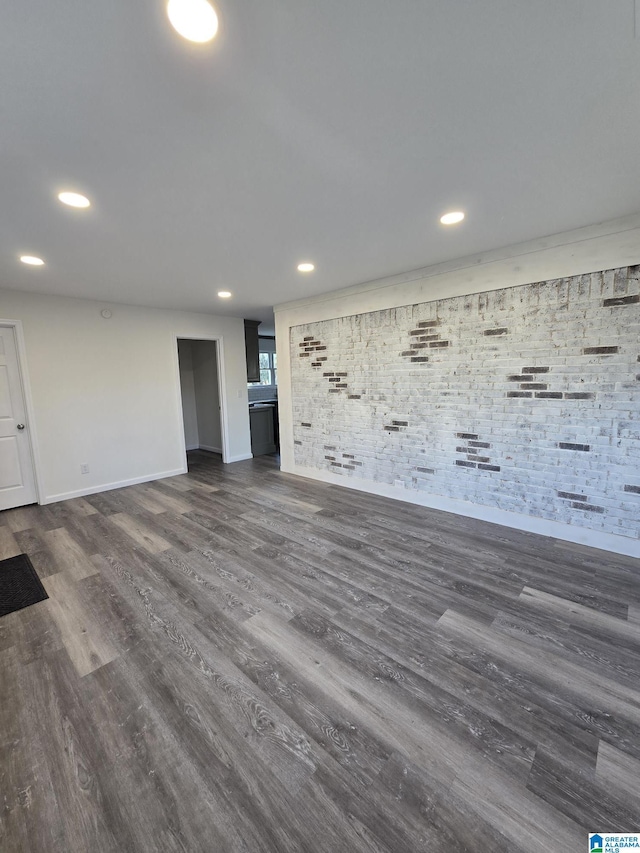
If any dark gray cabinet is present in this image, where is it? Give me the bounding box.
[244,319,261,383]
[249,405,276,455]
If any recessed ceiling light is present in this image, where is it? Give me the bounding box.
[167,0,219,43]
[440,211,465,225]
[58,191,91,208]
[20,255,45,266]
[297,263,315,272]
[217,290,232,298]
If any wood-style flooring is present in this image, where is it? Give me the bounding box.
[1,451,639,852]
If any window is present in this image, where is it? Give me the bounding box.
[248,338,277,388]
[256,351,277,386]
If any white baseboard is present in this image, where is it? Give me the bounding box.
[43,467,188,504]
[286,464,640,559]
[225,452,255,463]
[185,443,200,452]
[198,444,222,454]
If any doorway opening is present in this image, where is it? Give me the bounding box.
[177,339,225,467]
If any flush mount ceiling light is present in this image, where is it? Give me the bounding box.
[440,211,465,225]
[167,0,219,42]
[297,263,315,272]
[20,255,45,266]
[217,290,232,298]
[58,191,91,208]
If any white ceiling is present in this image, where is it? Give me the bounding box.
[2,1,639,334]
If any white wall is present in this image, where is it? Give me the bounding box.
[0,289,252,503]
[275,214,640,557]
[192,340,222,453]
[177,340,199,450]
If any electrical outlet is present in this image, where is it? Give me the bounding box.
[80,464,90,474]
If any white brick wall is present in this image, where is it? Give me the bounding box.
[290,267,640,540]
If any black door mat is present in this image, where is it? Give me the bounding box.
[0,554,49,618]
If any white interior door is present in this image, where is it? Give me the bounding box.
[0,325,37,510]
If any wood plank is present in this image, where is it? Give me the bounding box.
[449,757,582,851]
[42,573,120,677]
[64,497,99,517]
[0,525,21,559]
[1,505,41,533]
[108,513,173,554]
[520,586,640,646]
[526,748,640,829]
[13,528,59,578]
[437,608,640,725]
[43,527,98,581]
[142,484,194,515]
[595,740,640,802]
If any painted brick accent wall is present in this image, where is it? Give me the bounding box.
[290,266,640,540]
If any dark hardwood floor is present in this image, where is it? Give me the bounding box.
[1,450,639,852]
